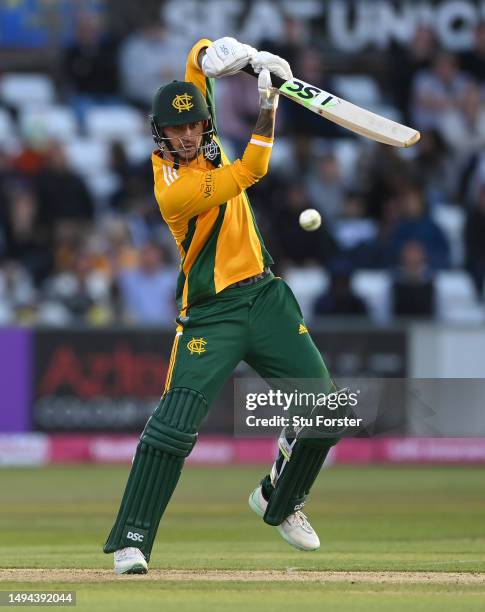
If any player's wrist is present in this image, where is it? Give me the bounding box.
[259,94,278,110]
[253,107,275,140]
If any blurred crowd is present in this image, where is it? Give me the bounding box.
[0,10,485,326]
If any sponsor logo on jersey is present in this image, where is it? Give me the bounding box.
[172,93,194,113]
[187,337,207,355]
[298,323,308,334]
[203,172,213,198]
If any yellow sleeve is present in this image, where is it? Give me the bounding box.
[185,38,212,97]
[157,135,273,221]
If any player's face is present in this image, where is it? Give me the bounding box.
[164,121,205,161]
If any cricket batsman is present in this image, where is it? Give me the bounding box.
[104,37,341,574]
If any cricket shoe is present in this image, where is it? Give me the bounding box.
[248,486,320,551]
[114,547,148,575]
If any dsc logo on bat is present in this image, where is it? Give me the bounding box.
[281,79,338,109]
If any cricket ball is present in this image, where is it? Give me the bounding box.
[299,208,321,231]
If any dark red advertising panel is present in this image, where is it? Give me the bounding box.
[33,328,407,433]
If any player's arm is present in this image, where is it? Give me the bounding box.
[159,71,280,221]
[160,135,272,221]
[157,39,291,220]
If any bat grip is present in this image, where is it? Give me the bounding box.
[242,65,285,89]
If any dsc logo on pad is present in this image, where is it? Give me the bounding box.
[127,531,144,542]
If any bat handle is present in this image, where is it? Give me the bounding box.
[242,64,286,89]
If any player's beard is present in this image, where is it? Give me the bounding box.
[167,136,202,163]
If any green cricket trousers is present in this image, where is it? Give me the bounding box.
[104,272,339,559]
[164,272,334,404]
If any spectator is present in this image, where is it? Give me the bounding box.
[258,15,307,71]
[313,264,368,318]
[357,143,412,221]
[51,222,86,276]
[108,141,149,211]
[12,140,45,177]
[0,260,36,322]
[63,12,120,123]
[3,188,52,284]
[119,21,185,109]
[272,183,336,267]
[392,241,435,318]
[411,52,470,130]
[305,153,347,222]
[465,183,485,295]
[43,249,112,324]
[410,129,457,206]
[332,192,377,264]
[285,49,341,143]
[117,242,177,324]
[216,74,260,157]
[356,196,401,270]
[459,21,485,84]
[391,184,450,270]
[34,142,94,226]
[388,25,439,121]
[440,82,485,159]
[103,218,139,271]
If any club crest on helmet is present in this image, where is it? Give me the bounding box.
[172,93,194,113]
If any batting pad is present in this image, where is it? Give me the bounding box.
[103,387,207,561]
[262,433,339,527]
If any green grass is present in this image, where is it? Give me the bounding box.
[1,465,485,610]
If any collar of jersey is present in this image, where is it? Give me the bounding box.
[153,151,212,170]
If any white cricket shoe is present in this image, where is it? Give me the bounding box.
[114,547,148,574]
[249,486,320,552]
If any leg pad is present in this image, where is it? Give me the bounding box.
[262,431,339,526]
[103,387,207,560]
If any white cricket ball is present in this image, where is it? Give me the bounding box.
[299,208,321,231]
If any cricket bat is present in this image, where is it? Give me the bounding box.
[243,66,420,148]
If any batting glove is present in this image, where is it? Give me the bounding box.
[258,68,279,110]
[250,50,293,81]
[202,37,257,78]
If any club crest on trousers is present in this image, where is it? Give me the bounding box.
[187,337,207,355]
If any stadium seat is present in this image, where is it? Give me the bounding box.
[0,73,55,108]
[85,106,145,142]
[333,139,361,181]
[85,172,120,204]
[368,104,403,123]
[124,136,154,164]
[432,204,465,267]
[269,137,294,170]
[19,106,78,142]
[0,301,13,325]
[436,271,483,322]
[0,108,16,140]
[333,75,381,107]
[351,270,392,323]
[64,139,110,176]
[284,266,328,321]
